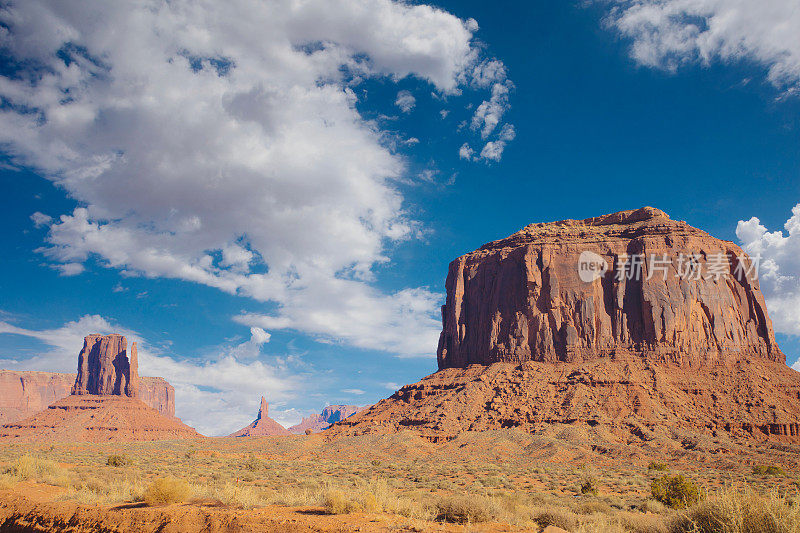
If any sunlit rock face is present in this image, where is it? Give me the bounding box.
[437,207,781,369]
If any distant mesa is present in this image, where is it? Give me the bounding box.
[229,396,291,437]
[0,334,199,442]
[329,207,800,444]
[0,371,175,425]
[288,404,369,434]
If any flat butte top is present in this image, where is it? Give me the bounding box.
[478,207,715,251]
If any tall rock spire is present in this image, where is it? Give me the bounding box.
[228,395,290,437]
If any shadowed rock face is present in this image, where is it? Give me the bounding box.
[0,333,198,442]
[71,334,140,397]
[437,207,782,369]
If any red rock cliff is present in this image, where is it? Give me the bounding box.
[0,370,175,424]
[437,207,782,369]
[72,334,140,397]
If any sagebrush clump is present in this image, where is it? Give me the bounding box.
[752,465,785,476]
[142,477,191,506]
[651,475,701,509]
[107,454,132,467]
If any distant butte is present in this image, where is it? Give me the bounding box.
[229,396,291,437]
[329,207,800,443]
[72,333,139,397]
[0,334,199,442]
[288,405,369,434]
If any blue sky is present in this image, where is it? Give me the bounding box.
[1,0,799,436]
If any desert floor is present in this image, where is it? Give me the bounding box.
[1,426,799,532]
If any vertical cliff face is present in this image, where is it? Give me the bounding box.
[437,207,782,369]
[328,208,800,443]
[71,334,140,397]
[1,334,197,442]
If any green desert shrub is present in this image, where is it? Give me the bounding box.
[581,476,599,495]
[651,475,701,509]
[143,477,191,506]
[106,454,132,467]
[752,465,785,476]
[648,461,669,472]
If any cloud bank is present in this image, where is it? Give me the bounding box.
[0,0,512,358]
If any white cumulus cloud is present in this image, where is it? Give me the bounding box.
[395,90,416,113]
[737,204,800,336]
[0,0,509,358]
[602,0,800,94]
[479,124,516,162]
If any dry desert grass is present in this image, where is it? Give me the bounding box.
[0,427,799,531]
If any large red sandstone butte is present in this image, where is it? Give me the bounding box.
[0,334,199,442]
[72,333,140,397]
[229,396,291,437]
[288,405,368,434]
[437,206,780,368]
[329,208,800,443]
[0,371,175,425]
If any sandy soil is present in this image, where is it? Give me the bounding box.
[0,485,516,532]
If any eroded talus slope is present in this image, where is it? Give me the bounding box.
[330,356,800,442]
[1,334,197,441]
[0,395,199,442]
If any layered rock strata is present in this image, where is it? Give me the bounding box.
[0,395,198,442]
[330,356,800,442]
[437,207,780,368]
[1,334,197,441]
[72,333,140,397]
